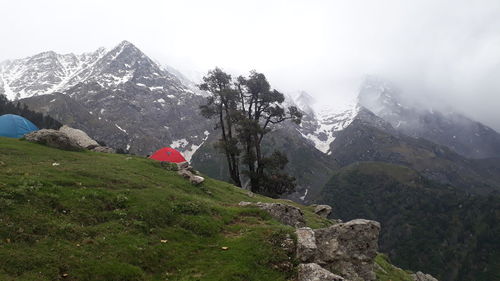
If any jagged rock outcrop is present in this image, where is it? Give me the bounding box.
[24,129,83,151]
[59,125,99,148]
[297,227,317,262]
[298,263,345,281]
[314,219,380,281]
[296,219,381,281]
[412,271,439,281]
[314,205,332,218]
[238,201,306,228]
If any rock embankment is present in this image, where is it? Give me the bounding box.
[297,219,381,281]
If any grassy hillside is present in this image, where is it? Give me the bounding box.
[315,162,500,281]
[0,137,334,281]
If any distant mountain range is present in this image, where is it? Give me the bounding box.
[2,41,500,280]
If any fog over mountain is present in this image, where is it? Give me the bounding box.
[1,0,500,130]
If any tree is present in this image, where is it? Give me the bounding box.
[199,68,302,197]
[0,94,62,129]
[199,68,242,187]
[235,71,302,196]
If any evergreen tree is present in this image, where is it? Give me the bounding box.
[0,95,62,129]
[199,68,242,187]
[199,68,302,196]
[235,71,302,196]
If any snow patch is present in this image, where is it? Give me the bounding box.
[299,189,309,201]
[115,124,127,133]
[170,131,210,161]
[300,105,359,154]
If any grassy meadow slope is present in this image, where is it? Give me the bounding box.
[0,137,335,281]
[0,137,415,281]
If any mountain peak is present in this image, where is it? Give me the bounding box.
[293,91,316,116]
[108,40,142,56]
[117,40,134,47]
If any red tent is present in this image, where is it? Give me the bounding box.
[150,147,187,163]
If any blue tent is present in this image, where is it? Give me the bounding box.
[0,114,39,138]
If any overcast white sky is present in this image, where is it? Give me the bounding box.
[1,0,500,129]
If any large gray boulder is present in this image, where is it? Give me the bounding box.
[255,202,306,228]
[24,129,83,151]
[59,125,99,148]
[297,227,317,262]
[238,202,306,228]
[298,263,345,281]
[412,271,439,281]
[314,219,381,281]
[314,205,333,218]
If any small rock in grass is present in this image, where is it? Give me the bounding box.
[190,175,205,185]
[314,204,333,218]
[221,246,229,250]
[238,201,253,207]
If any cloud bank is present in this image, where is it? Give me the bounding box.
[1,0,499,129]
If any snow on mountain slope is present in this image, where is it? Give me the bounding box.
[0,41,203,101]
[305,105,359,154]
[291,91,358,154]
[0,48,107,99]
[11,41,213,157]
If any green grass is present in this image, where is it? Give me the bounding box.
[0,137,333,281]
[375,254,413,281]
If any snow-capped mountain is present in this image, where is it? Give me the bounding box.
[288,77,500,160]
[358,76,500,159]
[7,41,212,158]
[0,48,107,100]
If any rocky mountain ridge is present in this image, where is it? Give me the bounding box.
[4,41,213,158]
